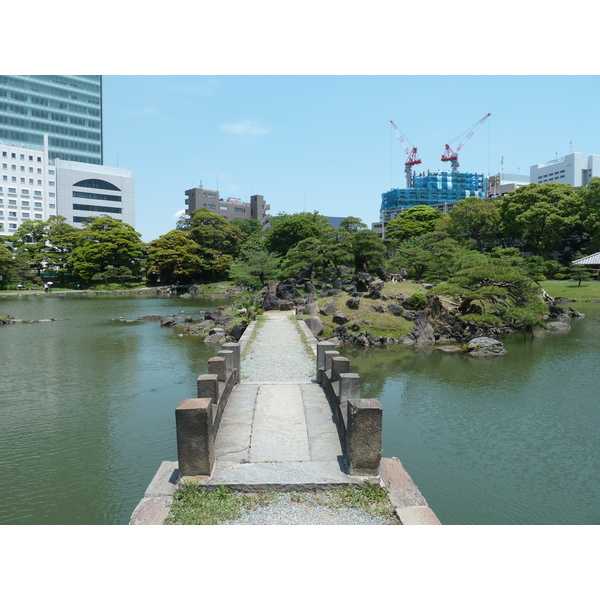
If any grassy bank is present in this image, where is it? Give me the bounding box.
[539,279,600,301]
[306,281,423,340]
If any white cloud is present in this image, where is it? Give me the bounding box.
[219,119,268,136]
[172,209,186,219]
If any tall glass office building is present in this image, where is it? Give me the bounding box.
[0,75,102,164]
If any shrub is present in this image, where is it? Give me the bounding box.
[554,273,564,280]
[411,291,428,309]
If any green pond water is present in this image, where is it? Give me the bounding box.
[0,294,598,525]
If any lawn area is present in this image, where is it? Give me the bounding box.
[308,281,423,339]
[539,279,600,301]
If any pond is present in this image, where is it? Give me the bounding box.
[0,293,598,524]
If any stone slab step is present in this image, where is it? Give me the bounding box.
[199,460,371,492]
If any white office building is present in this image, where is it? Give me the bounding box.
[1,139,55,235]
[55,159,135,228]
[530,152,600,188]
[1,136,134,237]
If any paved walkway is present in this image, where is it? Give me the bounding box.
[199,312,362,491]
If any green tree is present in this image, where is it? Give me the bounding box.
[385,205,444,243]
[448,196,501,251]
[8,220,48,276]
[497,182,596,256]
[389,231,466,282]
[434,254,548,332]
[188,209,244,280]
[349,229,386,272]
[146,229,204,285]
[339,216,367,233]
[0,244,14,287]
[68,217,145,282]
[45,216,81,278]
[264,212,330,256]
[231,218,263,241]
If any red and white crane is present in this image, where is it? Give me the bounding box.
[390,120,422,188]
[441,112,491,172]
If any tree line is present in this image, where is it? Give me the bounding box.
[1,179,599,292]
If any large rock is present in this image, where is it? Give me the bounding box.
[408,310,436,346]
[388,303,403,316]
[303,317,324,336]
[160,317,176,326]
[204,328,226,343]
[301,301,319,316]
[204,310,223,322]
[547,321,571,332]
[320,299,336,317]
[369,278,384,291]
[138,314,163,321]
[262,292,280,311]
[467,337,506,356]
[333,312,350,325]
[279,300,294,311]
[346,296,360,310]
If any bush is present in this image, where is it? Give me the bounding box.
[411,291,428,309]
[554,273,564,280]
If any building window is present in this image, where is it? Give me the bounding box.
[72,203,122,214]
[74,179,121,191]
[220,206,228,211]
[49,204,55,209]
[22,212,30,218]
[34,202,42,208]
[72,191,121,202]
[208,204,216,209]
[34,214,42,219]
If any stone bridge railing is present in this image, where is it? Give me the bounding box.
[316,341,383,476]
[174,335,384,479]
[175,342,240,477]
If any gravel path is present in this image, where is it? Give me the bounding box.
[241,316,315,383]
[222,492,394,525]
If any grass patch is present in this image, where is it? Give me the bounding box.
[291,483,399,524]
[539,279,600,301]
[164,483,277,525]
[316,281,424,339]
[164,482,399,525]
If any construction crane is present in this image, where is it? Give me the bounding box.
[441,112,491,172]
[390,120,422,188]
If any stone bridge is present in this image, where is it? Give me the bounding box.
[130,311,441,525]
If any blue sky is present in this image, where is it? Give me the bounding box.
[102,75,600,242]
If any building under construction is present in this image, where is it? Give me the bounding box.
[379,170,487,224]
[375,114,490,234]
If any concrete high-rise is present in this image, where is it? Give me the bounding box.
[0,75,103,165]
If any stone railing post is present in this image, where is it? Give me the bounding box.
[346,398,382,476]
[331,356,350,382]
[175,398,214,476]
[339,372,360,403]
[197,373,219,401]
[222,343,241,383]
[208,356,227,382]
[317,341,336,383]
